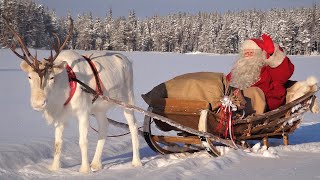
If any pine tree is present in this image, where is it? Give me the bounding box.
[93,17,104,50]
[1,0,320,54]
[103,8,113,50]
[125,10,138,51]
[110,17,126,51]
[75,13,94,50]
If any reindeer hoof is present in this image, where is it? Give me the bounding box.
[90,162,102,172]
[79,164,90,174]
[48,163,60,172]
[132,159,142,167]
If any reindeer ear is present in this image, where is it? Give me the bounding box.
[53,61,67,74]
[20,61,33,73]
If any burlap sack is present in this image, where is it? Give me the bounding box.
[143,72,228,110]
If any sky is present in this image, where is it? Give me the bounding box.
[34,0,320,19]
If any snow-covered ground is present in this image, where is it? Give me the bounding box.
[0,49,319,179]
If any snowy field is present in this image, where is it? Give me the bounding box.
[0,49,319,179]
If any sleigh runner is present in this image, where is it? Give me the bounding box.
[141,72,318,156]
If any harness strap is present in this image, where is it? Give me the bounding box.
[83,55,103,94]
[83,55,104,103]
[64,56,105,106]
[64,65,77,106]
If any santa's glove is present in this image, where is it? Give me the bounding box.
[262,34,286,68]
[262,34,275,57]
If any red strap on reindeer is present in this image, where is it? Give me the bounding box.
[83,55,104,103]
[63,56,105,106]
[64,64,77,106]
[83,55,104,96]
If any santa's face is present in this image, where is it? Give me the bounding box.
[229,49,266,89]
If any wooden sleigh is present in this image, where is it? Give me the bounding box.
[71,70,317,157]
[142,84,318,157]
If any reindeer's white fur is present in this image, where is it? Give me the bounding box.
[20,50,142,173]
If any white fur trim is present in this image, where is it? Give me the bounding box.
[264,44,286,68]
[286,76,318,104]
[306,76,318,86]
[311,97,319,113]
[198,110,208,132]
[241,40,261,50]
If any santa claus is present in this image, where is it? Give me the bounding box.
[226,34,294,111]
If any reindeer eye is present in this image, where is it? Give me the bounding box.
[50,77,54,80]
[28,76,31,79]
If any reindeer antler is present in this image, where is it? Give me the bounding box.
[3,15,74,73]
[48,17,74,64]
[1,15,40,70]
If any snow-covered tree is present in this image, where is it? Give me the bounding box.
[75,13,94,50]
[1,0,320,54]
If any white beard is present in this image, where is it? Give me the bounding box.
[229,50,266,90]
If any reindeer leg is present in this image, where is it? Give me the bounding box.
[78,113,90,174]
[124,109,142,167]
[49,122,65,171]
[90,112,109,171]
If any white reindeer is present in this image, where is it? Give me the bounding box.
[3,16,141,173]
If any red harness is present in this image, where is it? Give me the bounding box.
[82,55,104,96]
[63,56,104,106]
[64,65,77,106]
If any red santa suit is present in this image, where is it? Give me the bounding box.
[226,34,294,111]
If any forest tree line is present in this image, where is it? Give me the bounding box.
[1,0,320,55]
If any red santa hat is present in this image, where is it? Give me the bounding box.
[240,34,286,68]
